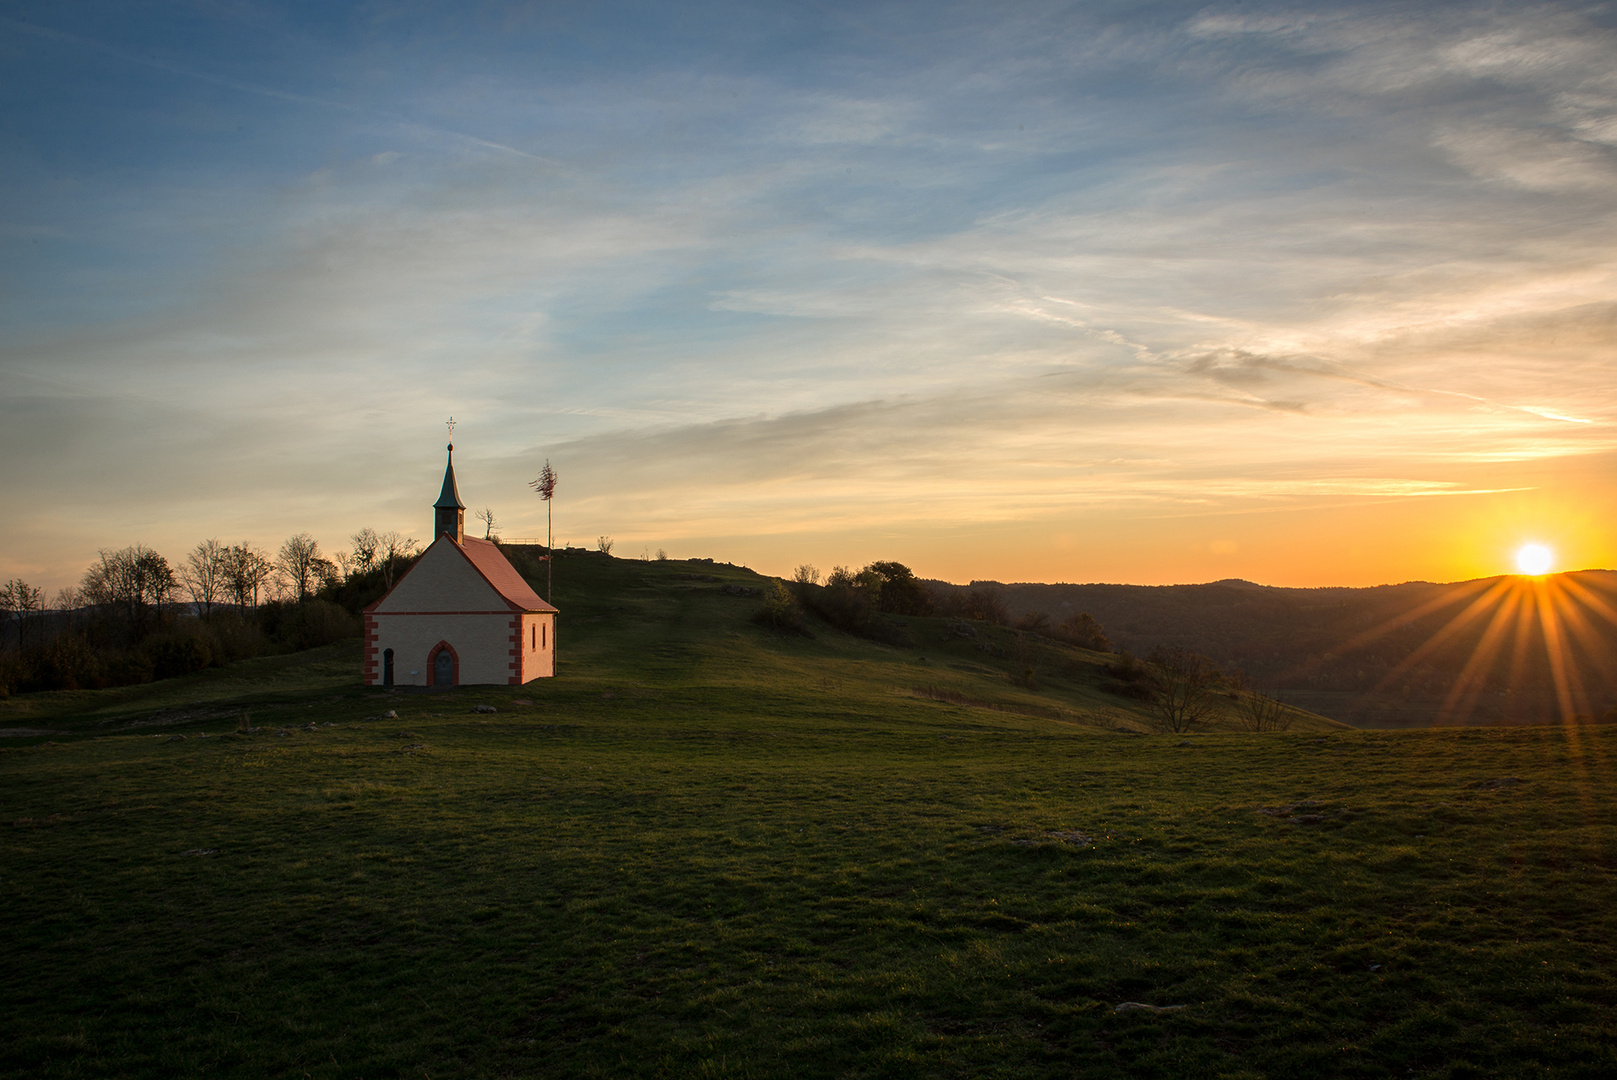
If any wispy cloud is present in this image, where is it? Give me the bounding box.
[1,1,1614,587]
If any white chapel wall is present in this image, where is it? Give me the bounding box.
[376,612,517,685]
[374,539,504,614]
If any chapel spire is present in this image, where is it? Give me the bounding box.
[434,419,465,543]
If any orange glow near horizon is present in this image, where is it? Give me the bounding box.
[1310,571,1617,728]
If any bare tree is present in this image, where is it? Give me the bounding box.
[223,543,275,609]
[596,536,615,555]
[277,534,322,603]
[1229,670,1293,732]
[1145,646,1220,733]
[81,546,173,638]
[529,459,557,601]
[376,531,419,590]
[180,539,228,617]
[312,556,342,593]
[0,580,18,651]
[794,564,821,586]
[1,579,43,651]
[475,507,499,540]
[54,585,83,636]
[349,528,381,574]
[148,550,177,619]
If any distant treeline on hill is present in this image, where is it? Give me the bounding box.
[760,562,1114,653]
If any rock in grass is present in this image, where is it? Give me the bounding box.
[471,705,498,714]
[1113,1002,1185,1013]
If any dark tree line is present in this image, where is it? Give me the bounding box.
[0,530,422,697]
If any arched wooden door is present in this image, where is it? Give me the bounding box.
[433,648,454,686]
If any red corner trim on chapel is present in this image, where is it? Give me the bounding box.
[507,615,523,686]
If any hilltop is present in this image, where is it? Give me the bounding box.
[0,552,1339,738]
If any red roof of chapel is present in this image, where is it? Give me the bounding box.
[458,537,557,612]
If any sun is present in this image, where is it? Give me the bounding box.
[1515,543,1554,576]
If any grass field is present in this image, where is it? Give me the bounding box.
[2,558,1614,1077]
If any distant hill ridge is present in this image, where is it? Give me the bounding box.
[926,570,1617,728]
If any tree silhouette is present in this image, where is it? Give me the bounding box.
[180,539,228,617]
[1229,670,1292,731]
[1145,646,1220,733]
[277,534,322,603]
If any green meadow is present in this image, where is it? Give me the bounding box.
[2,558,1613,1078]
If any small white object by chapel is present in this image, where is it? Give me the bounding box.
[363,438,558,687]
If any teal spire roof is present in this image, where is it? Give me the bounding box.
[435,444,465,510]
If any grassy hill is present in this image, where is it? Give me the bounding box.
[0,553,1337,739]
[1,557,1613,1078]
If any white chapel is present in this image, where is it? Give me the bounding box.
[363,442,558,687]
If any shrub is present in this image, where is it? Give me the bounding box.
[276,599,358,651]
[1011,632,1038,689]
[792,568,912,647]
[1015,610,1051,633]
[931,585,1007,624]
[202,613,268,665]
[144,627,214,680]
[101,650,155,687]
[25,635,102,692]
[1052,612,1113,652]
[1102,650,1153,700]
[753,581,814,637]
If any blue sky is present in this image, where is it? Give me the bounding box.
[3,1,1616,592]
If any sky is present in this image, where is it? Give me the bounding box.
[3,0,1615,593]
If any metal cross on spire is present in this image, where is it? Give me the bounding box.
[446,416,457,441]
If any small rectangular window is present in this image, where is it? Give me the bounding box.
[531,624,536,650]
[542,622,547,649]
